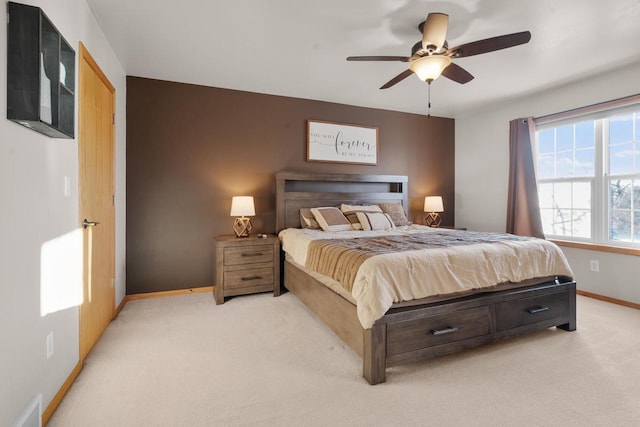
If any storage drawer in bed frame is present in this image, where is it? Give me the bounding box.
[386,306,491,358]
[371,280,576,380]
[495,290,571,332]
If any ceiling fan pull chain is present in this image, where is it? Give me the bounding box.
[427,81,431,119]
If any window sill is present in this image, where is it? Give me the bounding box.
[550,239,640,256]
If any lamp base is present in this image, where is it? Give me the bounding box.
[233,217,253,237]
[424,212,442,227]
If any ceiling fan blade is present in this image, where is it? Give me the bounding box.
[447,31,531,58]
[441,62,474,84]
[422,13,449,52]
[347,56,410,62]
[380,69,414,89]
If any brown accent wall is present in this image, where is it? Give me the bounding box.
[126,76,455,294]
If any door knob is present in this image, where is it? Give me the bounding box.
[82,218,100,229]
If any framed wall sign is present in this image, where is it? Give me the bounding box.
[307,120,378,165]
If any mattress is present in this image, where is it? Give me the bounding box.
[279,225,574,328]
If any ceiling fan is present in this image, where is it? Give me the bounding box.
[347,13,531,90]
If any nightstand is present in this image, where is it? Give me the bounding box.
[214,235,280,304]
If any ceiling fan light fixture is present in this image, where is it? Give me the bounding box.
[409,55,452,83]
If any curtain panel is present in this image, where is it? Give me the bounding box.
[506,118,544,238]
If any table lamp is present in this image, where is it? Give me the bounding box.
[424,196,443,227]
[230,196,255,237]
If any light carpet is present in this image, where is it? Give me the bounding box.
[49,292,640,426]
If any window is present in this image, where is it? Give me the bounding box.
[535,106,640,248]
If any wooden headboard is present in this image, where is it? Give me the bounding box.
[275,171,409,232]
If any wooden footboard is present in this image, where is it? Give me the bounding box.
[284,259,576,385]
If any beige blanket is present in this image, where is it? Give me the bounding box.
[306,232,539,293]
[280,226,574,329]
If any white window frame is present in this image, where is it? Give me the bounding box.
[534,103,640,250]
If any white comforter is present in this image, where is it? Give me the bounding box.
[279,225,574,329]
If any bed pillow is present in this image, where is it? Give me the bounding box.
[356,212,396,231]
[340,204,383,230]
[340,204,382,214]
[299,208,320,229]
[344,213,363,230]
[379,203,411,226]
[310,207,354,232]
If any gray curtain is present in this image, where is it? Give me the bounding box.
[506,118,544,238]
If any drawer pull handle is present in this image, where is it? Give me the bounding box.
[527,306,549,314]
[241,252,263,257]
[241,275,263,281]
[431,326,459,336]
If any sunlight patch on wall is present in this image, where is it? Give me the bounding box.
[40,229,83,316]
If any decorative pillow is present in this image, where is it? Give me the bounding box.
[340,204,382,214]
[344,213,363,230]
[340,204,383,230]
[310,207,353,232]
[356,212,396,231]
[379,203,411,226]
[299,208,320,229]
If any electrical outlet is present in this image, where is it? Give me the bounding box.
[590,260,599,272]
[46,332,54,359]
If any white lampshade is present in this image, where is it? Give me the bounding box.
[424,196,444,213]
[409,55,452,82]
[230,196,255,217]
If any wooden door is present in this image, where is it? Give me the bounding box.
[78,42,115,361]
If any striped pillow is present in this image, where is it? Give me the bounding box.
[355,212,396,231]
[344,213,363,230]
[310,207,353,232]
[340,204,382,230]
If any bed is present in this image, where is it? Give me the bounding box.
[276,171,576,384]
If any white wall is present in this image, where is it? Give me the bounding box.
[455,60,640,305]
[0,0,126,425]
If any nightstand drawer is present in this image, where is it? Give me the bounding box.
[386,306,491,357]
[224,245,273,266]
[224,267,274,289]
[495,291,570,331]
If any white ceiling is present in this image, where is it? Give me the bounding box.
[85,0,640,118]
